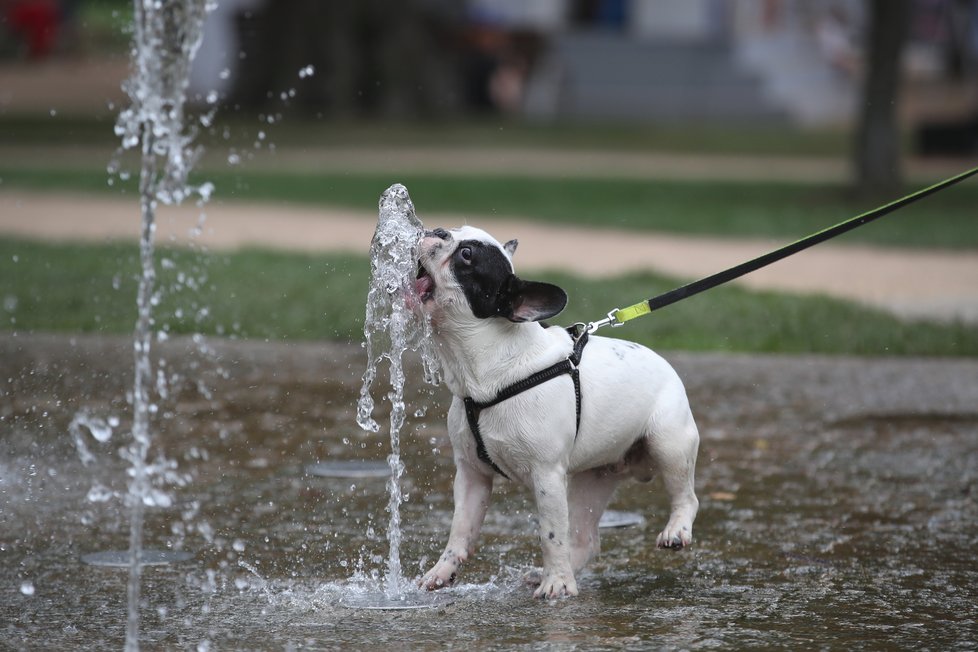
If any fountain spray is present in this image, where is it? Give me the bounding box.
[113,1,209,649]
[357,184,440,599]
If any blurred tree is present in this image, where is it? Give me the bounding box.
[854,0,911,197]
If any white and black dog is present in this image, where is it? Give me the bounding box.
[414,225,699,599]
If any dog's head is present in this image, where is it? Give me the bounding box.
[415,226,567,325]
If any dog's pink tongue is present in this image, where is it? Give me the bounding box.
[415,274,433,297]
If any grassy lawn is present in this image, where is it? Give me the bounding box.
[2,237,976,356]
[0,113,854,156]
[1,166,976,249]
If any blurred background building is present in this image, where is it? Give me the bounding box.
[1,0,976,148]
[195,0,973,130]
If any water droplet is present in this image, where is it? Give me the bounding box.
[71,412,115,452]
[205,90,218,104]
[219,68,230,79]
[298,64,315,78]
[143,488,172,508]
[86,484,114,503]
[227,152,240,166]
[49,109,57,117]
[20,581,34,596]
[197,181,214,202]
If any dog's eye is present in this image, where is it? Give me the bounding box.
[458,247,473,263]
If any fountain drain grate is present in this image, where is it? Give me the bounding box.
[304,460,390,479]
[599,510,645,529]
[81,550,194,567]
[339,592,455,610]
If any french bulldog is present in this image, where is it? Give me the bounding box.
[414,226,699,599]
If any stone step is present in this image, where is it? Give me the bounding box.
[549,32,787,122]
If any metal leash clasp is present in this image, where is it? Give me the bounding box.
[586,308,624,333]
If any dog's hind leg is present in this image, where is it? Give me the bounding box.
[647,407,700,549]
[567,468,620,574]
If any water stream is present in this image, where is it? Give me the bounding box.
[112,1,210,648]
[357,184,440,601]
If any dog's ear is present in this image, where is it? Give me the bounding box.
[503,277,567,322]
[504,239,518,257]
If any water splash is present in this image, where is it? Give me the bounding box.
[114,1,210,650]
[69,411,118,466]
[357,184,440,598]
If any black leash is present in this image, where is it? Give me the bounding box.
[587,166,978,332]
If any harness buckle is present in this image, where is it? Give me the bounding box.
[568,322,587,340]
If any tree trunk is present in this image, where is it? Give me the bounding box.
[854,0,911,197]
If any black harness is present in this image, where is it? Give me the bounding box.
[462,327,589,479]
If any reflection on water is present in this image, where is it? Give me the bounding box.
[1,333,976,649]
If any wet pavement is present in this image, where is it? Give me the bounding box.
[1,332,977,650]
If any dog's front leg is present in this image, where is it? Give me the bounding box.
[531,468,578,599]
[419,459,493,590]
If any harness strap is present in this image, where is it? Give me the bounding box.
[464,329,589,479]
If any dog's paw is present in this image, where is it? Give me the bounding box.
[532,570,578,599]
[419,564,457,591]
[656,522,693,550]
[418,550,464,591]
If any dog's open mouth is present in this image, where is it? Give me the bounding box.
[415,262,435,303]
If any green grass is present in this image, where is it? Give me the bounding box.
[2,166,976,249]
[209,117,855,156]
[2,238,976,356]
[0,112,853,156]
[77,0,133,53]
[0,239,366,341]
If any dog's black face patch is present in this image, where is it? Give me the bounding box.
[450,240,515,319]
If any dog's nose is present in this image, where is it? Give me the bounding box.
[426,228,450,241]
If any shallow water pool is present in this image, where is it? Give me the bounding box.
[2,333,976,650]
